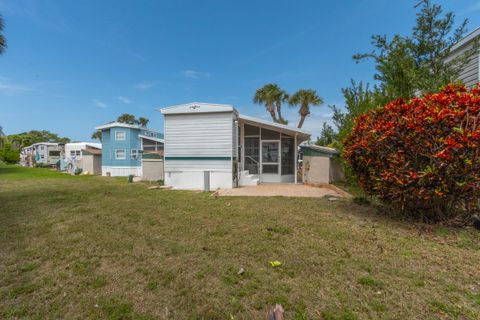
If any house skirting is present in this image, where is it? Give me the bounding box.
[164,170,232,190]
[102,166,142,177]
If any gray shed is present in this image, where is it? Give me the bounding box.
[301,145,344,184]
[142,153,164,182]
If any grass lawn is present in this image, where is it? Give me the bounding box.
[1,165,480,319]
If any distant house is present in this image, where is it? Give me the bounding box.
[446,27,480,87]
[65,142,102,162]
[94,122,164,176]
[20,142,62,167]
[64,142,102,174]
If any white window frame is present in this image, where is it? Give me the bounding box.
[115,131,126,141]
[115,149,126,160]
[70,150,81,157]
[131,149,138,160]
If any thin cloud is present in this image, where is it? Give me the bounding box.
[0,0,72,33]
[117,96,132,104]
[0,83,33,94]
[183,69,211,79]
[93,99,107,108]
[133,82,159,90]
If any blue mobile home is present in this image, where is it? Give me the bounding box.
[94,122,164,176]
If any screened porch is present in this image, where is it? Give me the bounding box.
[237,116,310,184]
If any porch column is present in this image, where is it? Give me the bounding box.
[240,122,245,171]
[294,133,298,184]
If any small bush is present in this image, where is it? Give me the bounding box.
[344,84,480,222]
[0,143,20,164]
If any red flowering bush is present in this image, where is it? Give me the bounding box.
[344,84,480,222]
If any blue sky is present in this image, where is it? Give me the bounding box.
[1,0,480,141]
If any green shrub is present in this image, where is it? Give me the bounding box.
[344,84,480,222]
[0,143,20,164]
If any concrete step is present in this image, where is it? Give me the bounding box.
[238,169,260,186]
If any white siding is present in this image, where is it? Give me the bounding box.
[446,42,479,88]
[164,112,234,172]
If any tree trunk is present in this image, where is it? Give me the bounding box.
[276,101,284,124]
[297,116,306,128]
[268,103,278,122]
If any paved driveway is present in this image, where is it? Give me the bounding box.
[216,183,348,198]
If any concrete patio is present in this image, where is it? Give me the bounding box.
[216,183,349,198]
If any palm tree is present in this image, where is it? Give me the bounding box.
[137,117,149,127]
[91,130,102,142]
[0,15,6,55]
[289,89,323,129]
[272,87,289,125]
[117,113,136,124]
[253,84,278,122]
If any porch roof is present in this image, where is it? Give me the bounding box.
[238,114,311,141]
[139,134,164,143]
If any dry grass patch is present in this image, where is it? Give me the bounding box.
[0,165,479,319]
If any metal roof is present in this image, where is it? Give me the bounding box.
[139,134,164,143]
[450,27,480,52]
[94,122,161,134]
[65,142,102,149]
[159,102,236,115]
[301,144,339,155]
[238,114,311,139]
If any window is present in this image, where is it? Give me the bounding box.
[115,131,126,140]
[115,149,126,160]
[49,150,61,157]
[244,124,260,136]
[131,149,139,160]
[261,128,280,140]
[40,146,45,151]
[70,150,81,157]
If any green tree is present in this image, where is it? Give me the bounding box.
[0,143,20,164]
[253,84,290,124]
[329,80,378,145]
[137,117,149,127]
[288,89,323,129]
[271,85,289,124]
[91,130,102,141]
[316,122,336,146]
[353,0,476,100]
[116,114,149,127]
[8,130,70,148]
[117,113,136,124]
[253,84,279,123]
[0,15,6,55]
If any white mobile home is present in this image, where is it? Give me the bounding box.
[30,142,62,166]
[160,102,311,190]
[65,142,102,161]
